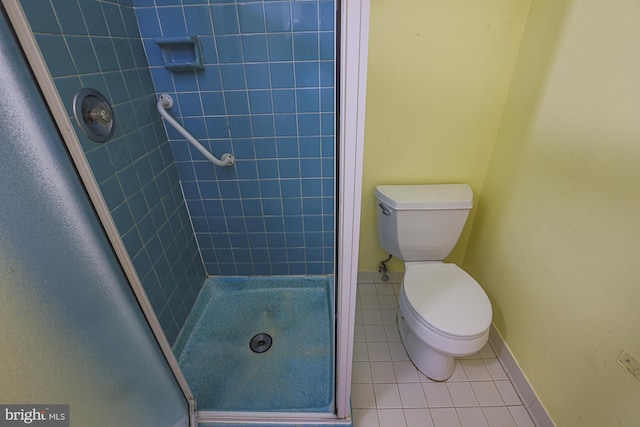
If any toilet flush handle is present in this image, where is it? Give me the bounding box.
[378,203,391,216]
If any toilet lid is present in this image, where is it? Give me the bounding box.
[403,263,492,338]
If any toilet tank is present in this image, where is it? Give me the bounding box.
[375,184,473,262]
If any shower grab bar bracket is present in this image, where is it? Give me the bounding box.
[157,94,234,167]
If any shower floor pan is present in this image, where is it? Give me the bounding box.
[174,276,335,413]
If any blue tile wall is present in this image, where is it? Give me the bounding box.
[21,0,206,345]
[135,0,336,276]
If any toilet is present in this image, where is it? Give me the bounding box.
[375,184,492,381]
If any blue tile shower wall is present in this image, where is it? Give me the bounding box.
[134,0,336,276]
[20,0,206,344]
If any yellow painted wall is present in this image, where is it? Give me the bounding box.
[359,0,531,272]
[463,0,640,425]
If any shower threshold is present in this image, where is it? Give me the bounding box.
[196,410,349,426]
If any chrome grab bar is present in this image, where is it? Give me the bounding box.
[157,94,234,167]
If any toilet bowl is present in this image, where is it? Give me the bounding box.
[374,184,493,381]
[398,262,492,380]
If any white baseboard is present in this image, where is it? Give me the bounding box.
[489,325,555,427]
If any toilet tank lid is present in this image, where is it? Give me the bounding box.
[375,184,473,210]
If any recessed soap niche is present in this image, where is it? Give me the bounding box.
[154,35,204,72]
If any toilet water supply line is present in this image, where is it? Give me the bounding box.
[377,254,392,282]
[156,94,234,167]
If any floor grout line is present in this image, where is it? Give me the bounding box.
[352,277,537,427]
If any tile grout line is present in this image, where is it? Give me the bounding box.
[353,275,540,427]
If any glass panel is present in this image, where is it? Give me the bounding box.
[0,14,188,426]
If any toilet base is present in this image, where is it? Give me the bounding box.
[398,312,455,381]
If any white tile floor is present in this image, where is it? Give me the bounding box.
[352,276,536,427]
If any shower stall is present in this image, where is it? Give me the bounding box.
[1,0,369,425]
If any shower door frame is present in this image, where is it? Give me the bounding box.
[334,0,370,420]
[3,0,370,423]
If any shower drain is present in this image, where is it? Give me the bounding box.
[250,333,272,353]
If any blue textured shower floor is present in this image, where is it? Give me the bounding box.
[174,276,335,412]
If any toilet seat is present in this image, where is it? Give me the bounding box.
[402,263,492,340]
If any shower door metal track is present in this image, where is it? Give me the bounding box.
[197,411,351,425]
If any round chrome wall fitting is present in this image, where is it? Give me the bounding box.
[73,88,115,142]
[250,333,273,353]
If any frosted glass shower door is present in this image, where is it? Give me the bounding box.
[0,10,189,426]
